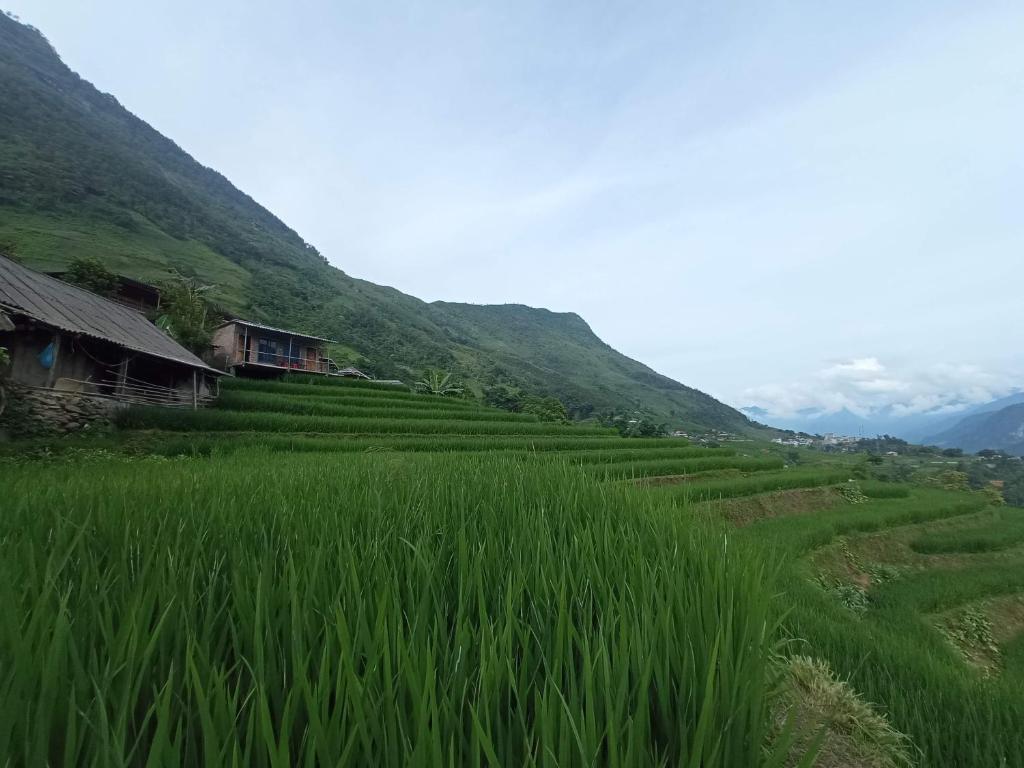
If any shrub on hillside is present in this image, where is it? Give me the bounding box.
[64,257,118,297]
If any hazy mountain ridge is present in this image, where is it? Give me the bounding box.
[744,391,1024,444]
[0,14,755,431]
[925,400,1024,456]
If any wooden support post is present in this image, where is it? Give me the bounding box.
[116,355,128,398]
[192,370,198,410]
[287,337,293,369]
[45,332,62,388]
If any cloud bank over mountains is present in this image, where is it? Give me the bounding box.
[742,358,1020,437]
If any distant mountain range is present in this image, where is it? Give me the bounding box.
[743,391,1024,450]
[924,397,1024,456]
[0,14,756,433]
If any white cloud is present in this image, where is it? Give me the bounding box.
[822,358,885,377]
[743,359,1019,419]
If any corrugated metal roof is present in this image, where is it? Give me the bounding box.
[0,255,222,374]
[217,318,336,343]
[336,367,371,379]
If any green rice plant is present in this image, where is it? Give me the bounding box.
[586,456,785,480]
[0,452,789,766]
[909,508,1024,554]
[221,377,485,408]
[873,557,1024,617]
[215,389,541,422]
[660,469,852,504]
[1002,631,1024,680]
[280,372,410,390]
[748,490,989,558]
[121,433,691,457]
[859,482,912,499]
[218,389,497,416]
[116,407,617,436]
[562,446,736,464]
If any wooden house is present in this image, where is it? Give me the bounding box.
[46,271,162,313]
[211,319,336,377]
[0,254,223,410]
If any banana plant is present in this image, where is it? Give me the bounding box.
[415,368,463,397]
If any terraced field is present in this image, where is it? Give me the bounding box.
[3,375,1022,766]
[726,488,1024,765]
[116,376,788,483]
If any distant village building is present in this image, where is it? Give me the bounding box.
[772,436,814,447]
[212,319,337,377]
[0,254,223,434]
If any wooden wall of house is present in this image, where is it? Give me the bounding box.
[210,323,328,374]
[211,324,238,365]
[1,325,99,389]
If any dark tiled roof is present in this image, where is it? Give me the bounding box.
[0,255,221,374]
[217,318,336,343]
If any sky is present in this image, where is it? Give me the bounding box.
[8,0,1023,419]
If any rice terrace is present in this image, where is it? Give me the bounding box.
[2,5,1024,767]
[2,374,1023,766]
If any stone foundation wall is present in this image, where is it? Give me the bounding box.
[0,382,121,438]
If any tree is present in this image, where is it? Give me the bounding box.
[64,257,119,296]
[635,419,668,437]
[0,241,22,261]
[982,485,1006,506]
[415,369,463,397]
[156,272,216,355]
[483,384,523,412]
[521,394,569,423]
[929,469,970,492]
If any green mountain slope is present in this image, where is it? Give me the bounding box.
[0,13,755,431]
[928,403,1024,456]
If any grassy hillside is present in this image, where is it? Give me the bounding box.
[0,13,755,432]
